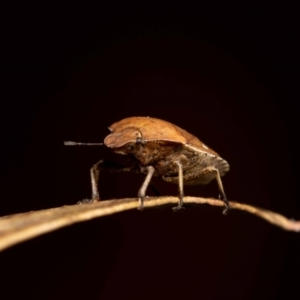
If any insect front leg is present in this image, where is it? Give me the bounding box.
[90,160,136,202]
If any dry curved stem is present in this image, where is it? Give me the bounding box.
[0,196,299,252]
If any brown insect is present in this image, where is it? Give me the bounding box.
[65,116,230,213]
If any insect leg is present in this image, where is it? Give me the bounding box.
[172,161,185,211]
[173,165,229,214]
[210,167,229,214]
[138,165,155,210]
[90,160,135,202]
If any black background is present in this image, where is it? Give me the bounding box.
[1,2,299,299]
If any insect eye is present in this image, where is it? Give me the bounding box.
[136,137,143,144]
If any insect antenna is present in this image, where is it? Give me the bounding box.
[64,141,103,146]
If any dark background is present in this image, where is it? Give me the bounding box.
[1,2,299,299]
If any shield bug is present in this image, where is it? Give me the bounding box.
[65,116,230,213]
